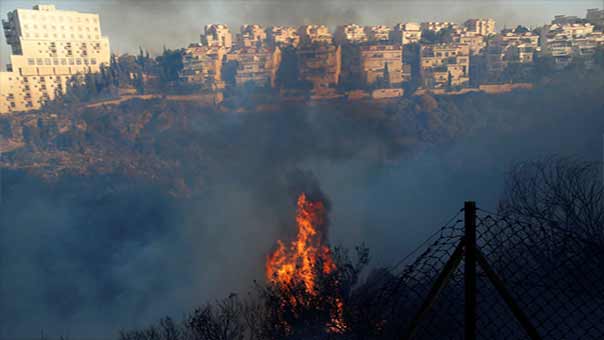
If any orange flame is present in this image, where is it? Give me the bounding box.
[266,193,345,333]
[266,193,335,295]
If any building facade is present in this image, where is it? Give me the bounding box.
[334,24,367,44]
[268,26,300,47]
[365,25,391,42]
[464,18,496,36]
[420,43,470,88]
[203,24,233,50]
[297,44,341,92]
[586,8,604,27]
[358,44,403,87]
[391,23,422,45]
[238,24,267,47]
[1,4,110,114]
[228,46,281,87]
[298,25,333,45]
[180,44,226,90]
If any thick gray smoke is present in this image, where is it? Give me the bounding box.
[2,77,604,339]
[1,0,599,60]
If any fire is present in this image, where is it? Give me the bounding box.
[266,193,335,295]
[265,193,345,333]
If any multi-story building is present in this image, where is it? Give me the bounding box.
[586,8,604,27]
[334,24,367,45]
[202,24,233,50]
[298,25,333,44]
[421,22,457,32]
[358,44,403,87]
[391,22,422,45]
[457,34,486,55]
[267,26,299,47]
[238,24,266,47]
[484,30,540,81]
[1,4,111,114]
[464,18,496,36]
[180,44,226,90]
[420,43,470,88]
[552,15,583,25]
[227,46,281,87]
[365,25,391,42]
[297,44,341,92]
[540,23,603,66]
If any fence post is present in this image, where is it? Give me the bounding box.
[464,201,477,340]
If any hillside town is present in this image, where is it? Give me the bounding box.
[1,4,604,114]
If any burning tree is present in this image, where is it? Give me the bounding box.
[261,193,366,339]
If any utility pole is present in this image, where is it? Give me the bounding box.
[464,201,477,340]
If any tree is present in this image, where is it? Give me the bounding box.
[156,47,184,86]
[514,25,530,34]
[383,62,391,88]
[498,157,604,245]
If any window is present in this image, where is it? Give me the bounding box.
[27,58,35,65]
[91,58,97,65]
[36,58,43,65]
[76,58,81,65]
[61,59,66,65]
[45,58,51,65]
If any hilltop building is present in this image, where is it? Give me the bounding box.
[365,25,391,42]
[238,24,266,47]
[540,22,604,66]
[227,46,281,87]
[586,8,604,27]
[421,22,458,32]
[180,44,226,90]
[358,44,403,87]
[1,4,110,114]
[420,43,470,88]
[202,24,233,50]
[464,18,496,36]
[298,25,333,44]
[485,31,540,81]
[334,24,367,44]
[268,26,299,47]
[391,23,422,45]
[297,44,341,94]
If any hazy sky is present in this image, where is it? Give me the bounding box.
[1,0,602,66]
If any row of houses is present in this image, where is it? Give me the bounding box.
[180,19,498,93]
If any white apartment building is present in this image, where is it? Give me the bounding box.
[334,24,367,44]
[364,25,391,42]
[464,18,496,36]
[541,23,604,65]
[1,4,110,114]
[298,25,333,45]
[267,26,300,47]
[202,24,233,50]
[391,23,422,45]
[238,24,266,47]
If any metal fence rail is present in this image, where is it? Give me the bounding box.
[366,201,604,340]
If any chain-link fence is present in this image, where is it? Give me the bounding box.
[359,202,604,339]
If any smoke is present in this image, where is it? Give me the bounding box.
[1,0,599,62]
[2,0,595,56]
[3,72,604,339]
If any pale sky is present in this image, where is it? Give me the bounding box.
[1,0,603,67]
